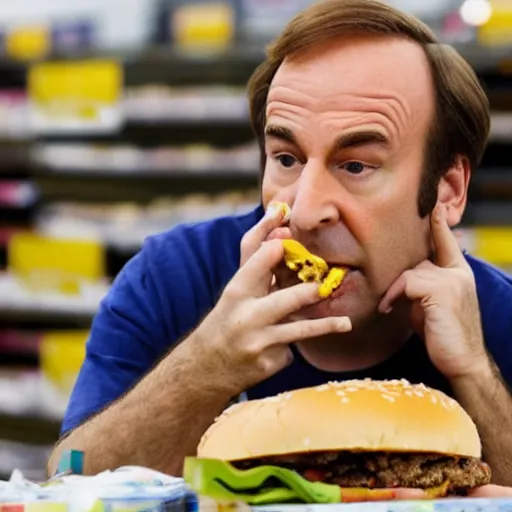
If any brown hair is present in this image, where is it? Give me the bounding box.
[247,0,490,216]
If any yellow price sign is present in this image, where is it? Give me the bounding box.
[478,1,512,46]
[8,232,105,295]
[28,59,124,134]
[173,2,235,50]
[40,330,88,398]
[6,24,51,61]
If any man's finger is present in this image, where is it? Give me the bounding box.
[270,315,352,344]
[378,269,435,314]
[430,205,468,269]
[234,239,286,296]
[266,226,293,241]
[240,202,290,266]
[467,484,512,498]
[258,280,328,323]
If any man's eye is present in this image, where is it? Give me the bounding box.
[342,161,366,174]
[276,154,297,168]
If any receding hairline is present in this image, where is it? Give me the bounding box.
[276,31,429,65]
[266,32,436,103]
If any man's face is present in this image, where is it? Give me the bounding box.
[261,35,437,327]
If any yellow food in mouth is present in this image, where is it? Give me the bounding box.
[318,267,348,299]
[281,239,348,298]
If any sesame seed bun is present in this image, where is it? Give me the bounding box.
[196,379,482,460]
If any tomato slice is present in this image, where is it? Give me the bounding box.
[303,469,328,482]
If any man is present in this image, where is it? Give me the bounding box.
[48,0,512,491]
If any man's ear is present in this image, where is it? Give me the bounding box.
[436,155,471,227]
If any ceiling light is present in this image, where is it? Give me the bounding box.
[460,0,493,26]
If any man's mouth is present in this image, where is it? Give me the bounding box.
[277,263,359,299]
[323,264,359,299]
[279,239,360,299]
[325,262,358,272]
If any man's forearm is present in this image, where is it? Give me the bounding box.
[451,358,512,486]
[47,339,232,477]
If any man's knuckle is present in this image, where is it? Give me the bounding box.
[223,282,244,302]
[240,233,253,257]
[243,342,260,360]
[295,322,314,339]
[256,350,288,376]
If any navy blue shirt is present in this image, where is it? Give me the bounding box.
[61,205,512,435]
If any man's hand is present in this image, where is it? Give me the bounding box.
[468,485,512,498]
[378,206,512,485]
[378,205,488,380]
[193,204,352,398]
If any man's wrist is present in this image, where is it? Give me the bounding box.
[165,333,237,407]
[449,356,496,394]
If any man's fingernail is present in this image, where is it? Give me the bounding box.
[434,205,444,223]
[266,201,290,222]
[265,203,280,219]
[337,317,352,330]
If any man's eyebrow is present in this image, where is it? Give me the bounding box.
[264,125,298,145]
[264,126,390,151]
[334,130,391,150]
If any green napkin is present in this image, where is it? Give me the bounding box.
[183,457,342,505]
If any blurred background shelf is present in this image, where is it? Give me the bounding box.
[0,0,511,481]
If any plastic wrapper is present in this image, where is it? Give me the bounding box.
[255,500,512,511]
[0,467,196,512]
[197,498,512,512]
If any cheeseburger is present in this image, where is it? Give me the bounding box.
[196,379,491,498]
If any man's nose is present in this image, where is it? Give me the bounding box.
[290,163,341,231]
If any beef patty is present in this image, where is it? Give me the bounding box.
[232,451,491,494]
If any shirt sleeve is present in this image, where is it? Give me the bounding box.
[60,240,173,436]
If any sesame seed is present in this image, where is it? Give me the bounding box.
[381,394,395,402]
[315,384,330,392]
[341,397,350,404]
[336,390,346,396]
[303,437,311,447]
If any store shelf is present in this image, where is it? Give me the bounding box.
[0,413,60,445]
[0,272,106,325]
[464,201,512,226]
[470,169,512,200]
[0,40,510,78]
